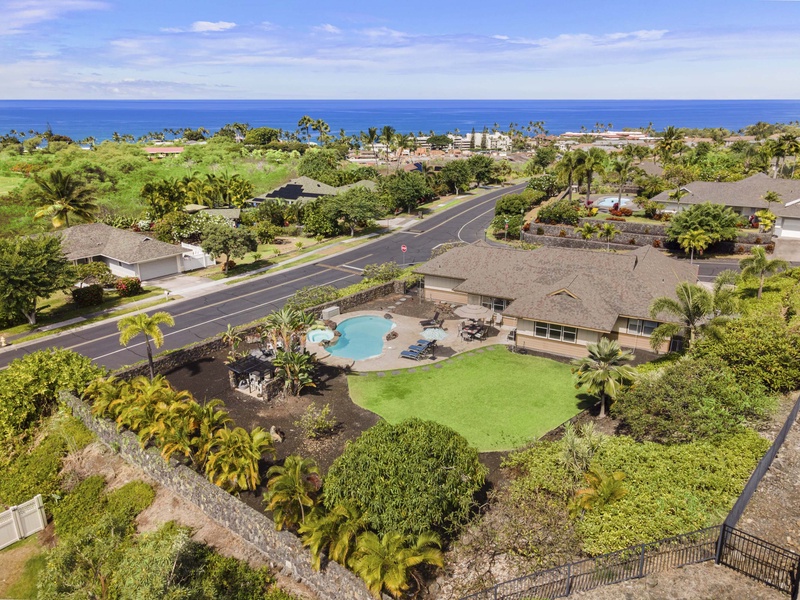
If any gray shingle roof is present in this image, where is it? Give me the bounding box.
[253,177,377,203]
[56,223,184,264]
[652,173,800,217]
[417,242,698,331]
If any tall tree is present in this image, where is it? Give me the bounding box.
[556,150,581,201]
[677,228,712,264]
[577,147,607,206]
[297,115,314,142]
[610,156,633,201]
[327,186,386,237]
[265,454,321,530]
[200,222,257,273]
[739,246,789,299]
[33,170,98,228]
[0,235,76,325]
[571,337,636,418]
[117,312,175,380]
[598,223,620,251]
[656,125,683,164]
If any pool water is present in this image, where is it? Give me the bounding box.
[328,315,394,361]
[595,196,635,209]
[307,329,334,344]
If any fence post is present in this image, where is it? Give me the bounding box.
[565,562,572,595]
[638,543,646,578]
[792,555,800,600]
[715,524,727,564]
[9,505,22,542]
[34,495,46,532]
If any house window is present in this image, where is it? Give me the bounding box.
[627,318,659,336]
[534,321,578,343]
[481,296,508,312]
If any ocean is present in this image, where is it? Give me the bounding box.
[1,100,799,143]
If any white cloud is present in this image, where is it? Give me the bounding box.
[492,35,509,40]
[191,20,236,32]
[0,0,107,35]
[313,23,341,34]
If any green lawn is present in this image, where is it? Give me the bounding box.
[347,347,588,452]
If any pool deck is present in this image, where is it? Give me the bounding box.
[307,310,511,372]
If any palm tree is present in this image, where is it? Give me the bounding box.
[84,376,124,420]
[598,223,620,251]
[648,277,737,351]
[367,127,378,159]
[273,350,317,396]
[205,426,275,493]
[189,399,233,467]
[33,170,98,228]
[555,150,581,201]
[117,312,175,380]
[312,119,330,143]
[577,147,607,206]
[380,125,396,162]
[678,228,712,264]
[609,156,633,202]
[265,455,321,530]
[297,115,314,142]
[574,223,598,241]
[569,467,628,517]
[656,125,683,164]
[299,502,368,570]
[739,246,789,299]
[571,338,635,418]
[350,531,444,599]
[763,190,783,210]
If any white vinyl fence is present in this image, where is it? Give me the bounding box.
[0,495,47,550]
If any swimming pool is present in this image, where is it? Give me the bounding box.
[327,315,394,361]
[595,196,635,210]
[307,328,335,344]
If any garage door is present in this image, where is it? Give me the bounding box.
[138,257,180,280]
[780,218,800,239]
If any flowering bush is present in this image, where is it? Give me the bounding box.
[115,277,143,297]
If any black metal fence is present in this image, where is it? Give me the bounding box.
[718,526,800,598]
[460,393,800,600]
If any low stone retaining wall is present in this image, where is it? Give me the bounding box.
[116,280,409,379]
[64,393,382,600]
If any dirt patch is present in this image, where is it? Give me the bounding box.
[0,530,51,598]
[569,561,785,600]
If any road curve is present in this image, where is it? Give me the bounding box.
[0,183,528,371]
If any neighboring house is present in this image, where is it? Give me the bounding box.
[144,147,184,159]
[417,242,698,358]
[652,173,800,238]
[56,223,208,280]
[251,176,377,205]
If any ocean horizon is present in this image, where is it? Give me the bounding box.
[1,99,799,143]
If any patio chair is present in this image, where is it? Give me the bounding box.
[422,319,444,330]
[400,350,423,361]
[415,339,433,348]
[419,311,440,327]
[408,344,431,354]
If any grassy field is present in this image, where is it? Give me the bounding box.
[0,175,25,195]
[0,535,46,599]
[348,347,588,452]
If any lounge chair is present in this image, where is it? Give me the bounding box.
[422,319,443,330]
[400,350,423,361]
[408,344,431,354]
[415,340,433,348]
[419,311,440,327]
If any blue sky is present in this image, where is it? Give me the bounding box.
[2,0,799,99]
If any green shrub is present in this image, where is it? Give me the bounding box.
[294,403,337,439]
[613,356,776,443]
[323,419,487,538]
[106,480,156,523]
[0,348,104,441]
[666,202,739,243]
[494,190,544,217]
[0,433,66,506]
[53,475,107,539]
[527,173,560,197]
[362,261,402,283]
[284,284,339,311]
[71,283,104,307]
[115,276,143,297]
[197,552,280,600]
[691,313,800,393]
[537,198,585,226]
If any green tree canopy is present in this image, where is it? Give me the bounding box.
[0,235,76,325]
[200,222,258,272]
[379,171,434,213]
[426,134,451,149]
[467,154,495,186]
[243,127,281,145]
[666,202,740,244]
[297,148,342,180]
[327,186,386,236]
[438,160,472,195]
[323,418,487,538]
[571,338,636,418]
[32,170,98,228]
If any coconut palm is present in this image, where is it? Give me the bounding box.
[656,125,683,164]
[299,502,368,570]
[610,157,633,202]
[648,276,737,351]
[205,426,275,493]
[117,311,175,380]
[571,338,636,418]
[297,115,314,142]
[265,455,321,530]
[577,147,607,206]
[381,125,396,162]
[739,246,789,299]
[598,223,620,251]
[574,223,598,241]
[678,228,713,264]
[33,170,98,228]
[555,150,581,201]
[350,531,444,599]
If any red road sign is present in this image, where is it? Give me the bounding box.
[401,245,407,253]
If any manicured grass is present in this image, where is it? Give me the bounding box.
[347,347,588,452]
[0,535,46,600]
[0,175,25,195]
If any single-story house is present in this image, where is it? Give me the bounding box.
[250,176,377,206]
[416,242,698,358]
[56,223,210,280]
[144,147,184,159]
[652,173,800,238]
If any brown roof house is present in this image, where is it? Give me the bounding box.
[251,176,377,206]
[652,173,800,239]
[56,223,209,280]
[416,242,698,357]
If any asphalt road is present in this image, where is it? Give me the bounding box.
[0,183,529,371]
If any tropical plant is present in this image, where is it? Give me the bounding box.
[569,468,628,517]
[221,324,243,361]
[577,147,607,205]
[559,422,607,481]
[666,202,739,244]
[648,275,737,351]
[555,150,581,201]
[33,170,98,228]
[574,223,598,240]
[273,350,317,396]
[739,246,788,299]
[265,455,321,530]
[610,156,633,201]
[656,125,683,164]
[597,223,620,251]
[299,502,368,570]
[571,338,635,418]
[205,426,275,493]
[117,311,175,380]
[188,399,233,467]
[677,228,713,264]
[350,531,444,599]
